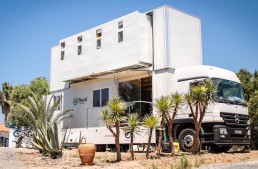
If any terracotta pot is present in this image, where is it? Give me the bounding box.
[78,142,96,165]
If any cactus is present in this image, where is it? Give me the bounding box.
[17,92,74,158]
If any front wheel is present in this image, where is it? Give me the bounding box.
[178,128,199,152]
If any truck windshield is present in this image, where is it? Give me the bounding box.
[211,78,246,106]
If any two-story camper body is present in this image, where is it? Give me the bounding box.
[50,6,250,152]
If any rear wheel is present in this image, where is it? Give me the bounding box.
[210,144,232,153]
[178,128,199,152]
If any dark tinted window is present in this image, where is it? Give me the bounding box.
[54,95,61,111]
[93,90,100,107]
[97,39,101,49]
[61,51,65,60]
[78,45,82,55]
[118,31,123,42]
[101,88,109,106]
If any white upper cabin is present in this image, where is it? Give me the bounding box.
[50,5,202,92]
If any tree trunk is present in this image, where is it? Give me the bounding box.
[251,123,256,149]
[146,128,153,159]
[115,123,121,162]
[168,122,174,156]
[157,118,164,155]
[192,123,200,154]
[130,130,134,160]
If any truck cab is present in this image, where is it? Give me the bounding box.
[172,65,250,152]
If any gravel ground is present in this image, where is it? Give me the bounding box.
[197,160,258,169]
[1,147,258,169]
[0,147,34,169]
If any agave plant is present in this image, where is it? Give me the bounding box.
[184,79,216,154]
[17,92,74,158]
[123,113,141,160]
[99,95,127,162]
[143,114,160,159]
[154,96,172,156]
[167,92,183,155]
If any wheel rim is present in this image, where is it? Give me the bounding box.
[183,134,194,148]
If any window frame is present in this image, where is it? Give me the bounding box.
[118,21,123,43]
[77,36,82,43]
[53,94,62,111]
[61,42,65,48]
[61,51,65,60]
[93,88,109,107]
[96,29,102,49]
[78,45,82,55]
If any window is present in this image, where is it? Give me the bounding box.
[77,36,82,42]
[61,42,65,48]
[53,95,62,111]
[78,45,82,55]
[61,51,65,60]
[97,39,101,49]
[96,29,102,49]
[93,88,109,107]
[118,21,123,43]
[118,31,123,42]
[96,29,102,38]
[93,90,100,107]
[101,88,109,106]
[118,21,123,29]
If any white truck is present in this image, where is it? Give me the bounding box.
[50,6,250,152]
[170,65,250,152]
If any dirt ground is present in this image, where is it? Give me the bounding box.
[12,148,258,169]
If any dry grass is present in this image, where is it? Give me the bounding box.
[17,148,258,169]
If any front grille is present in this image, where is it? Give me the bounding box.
[221,112,248,128]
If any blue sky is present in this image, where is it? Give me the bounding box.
[0,0,258,124]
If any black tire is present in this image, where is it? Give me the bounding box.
[210,144,232,153]
[178,128,199,152]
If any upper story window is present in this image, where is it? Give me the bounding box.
[61,42,65,48]
[93,88,109,107]
[53,95,62,111]
[77,36,82,43]
[61,51,65,60]
[96,29,102,49]
[118,21,123,43]
[78,45,82,55]
[118,21,123,29]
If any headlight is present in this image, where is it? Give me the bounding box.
[219,128,228,135]
[247,130,251,136]
[247,119,251,125]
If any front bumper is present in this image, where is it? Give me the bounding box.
[213,125,250,146]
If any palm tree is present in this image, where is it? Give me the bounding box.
[154,96,171,156]
[0,82,13,122]
[143,114,160,159]
[123,113,141,160]
[100,95,127,162]
[184,79,216,154]
[166,92,183,155]
[17,92,74,158]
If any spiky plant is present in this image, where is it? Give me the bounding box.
[143,114,160,159]
[99,95,127,162]
[184,79,216,154]
[166,92,183,155]
[17,92,74,158]
[154,96,171,156]
[123,113,141,160]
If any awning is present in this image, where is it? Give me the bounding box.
[64,62,152,83]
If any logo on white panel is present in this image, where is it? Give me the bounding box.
[73,97,87,105]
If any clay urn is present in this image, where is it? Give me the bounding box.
[78,142,96,165]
